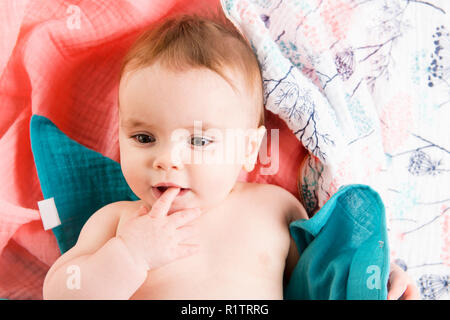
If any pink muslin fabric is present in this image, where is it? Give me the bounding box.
[0,0,306,299]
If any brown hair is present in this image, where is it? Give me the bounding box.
[119,9,264,127]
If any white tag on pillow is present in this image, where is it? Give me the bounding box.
[37,197,61,230]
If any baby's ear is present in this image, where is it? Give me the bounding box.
[243,125,267,172]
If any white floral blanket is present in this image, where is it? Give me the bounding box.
[221,0,449,300]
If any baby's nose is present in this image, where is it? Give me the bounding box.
[152,145,185,171]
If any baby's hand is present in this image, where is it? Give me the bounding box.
[116,187,202,271]
[387,262,420,300]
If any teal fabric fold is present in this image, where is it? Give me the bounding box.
[284,184,390,300]
[29,115,138,254]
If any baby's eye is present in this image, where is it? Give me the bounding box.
[190,136,213,147]
[132,134,154,144]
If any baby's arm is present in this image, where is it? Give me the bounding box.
[387,262,420,300]
[282,190,308,287]
[43,201,148,299]
[43,187,202,300]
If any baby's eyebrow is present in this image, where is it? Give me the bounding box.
[184,123,217,130]
[120,119,158,129]
[120,119,153,128]
[121,119,219,130]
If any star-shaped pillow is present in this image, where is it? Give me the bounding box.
[30,115,138,254]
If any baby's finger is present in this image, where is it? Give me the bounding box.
[400,281,420,300]
[387,276,407,300]
[149,187,180,218]
[170,208,202,228]
[176,225,198,241]
[136,205,149,217]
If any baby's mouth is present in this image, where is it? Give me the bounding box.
[155,186,188,192]
[156,186,168,192]
[151,186,190,198]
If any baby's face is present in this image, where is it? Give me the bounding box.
[118,61,260,213]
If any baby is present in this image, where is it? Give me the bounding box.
[43,12,418,300]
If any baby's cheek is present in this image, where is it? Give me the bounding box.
[121,160,145,191]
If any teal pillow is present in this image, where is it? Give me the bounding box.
[30,115,138,254]
[285,184,390,300]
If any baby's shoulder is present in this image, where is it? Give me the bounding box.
[242,182,308,222]
[110,199,145,219]
[242,181,295,202]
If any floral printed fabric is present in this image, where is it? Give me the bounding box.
[221,0,449,299]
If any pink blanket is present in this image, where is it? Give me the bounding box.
[0,0,307,299]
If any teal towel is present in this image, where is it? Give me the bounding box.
[284,184,390,300]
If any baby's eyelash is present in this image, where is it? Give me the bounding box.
[130,134,214,147]
[190,136,213,147]
[131,134,154,144]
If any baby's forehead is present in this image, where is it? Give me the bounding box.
[119,112,250,132]
[119,65,257,129]
[121,62,250,97]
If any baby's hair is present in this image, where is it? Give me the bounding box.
[119,7,264,128]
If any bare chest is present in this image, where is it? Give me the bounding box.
[130,197,290,299]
